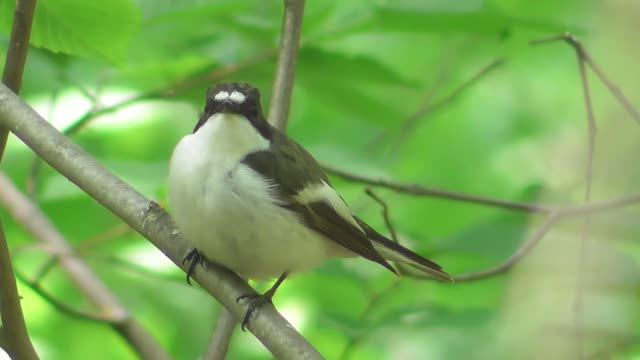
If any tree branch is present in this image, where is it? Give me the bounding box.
[14,270,118,324]
[0,220,38,359]
[0,174,173,360]
[324,164,553,214]
[0,0,37,161]
[267,0,305,129]
[0,84,323,359]
[204,309,237,360]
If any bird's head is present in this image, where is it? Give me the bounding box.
[193,83,271,137]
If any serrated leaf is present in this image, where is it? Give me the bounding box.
[0,0,141,63]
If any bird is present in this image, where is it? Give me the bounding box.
[168,82,451,329]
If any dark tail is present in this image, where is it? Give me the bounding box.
[360,222,453,282]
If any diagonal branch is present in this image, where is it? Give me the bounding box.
[268,0,305,129]
[0,174,173,360]
[0,84,323,360]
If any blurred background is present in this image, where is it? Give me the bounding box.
[1,0,639,359]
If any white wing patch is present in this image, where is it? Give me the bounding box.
[214,90,246,104]
[294,181,364,234]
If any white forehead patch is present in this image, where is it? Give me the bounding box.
[214,91,230,101]
[213,90,246,104]
[228,91,246,103]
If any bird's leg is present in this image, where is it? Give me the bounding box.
[236,272,288,331]
[182,248,206,285]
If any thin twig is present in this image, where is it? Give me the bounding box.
[0,84,323,360]
[0,220,38,359]
[0,174,173,360]
[364,189,398,242]
[573,34,597,360]
[14,270,118,324]
[530,33,640,126]
[268,0,305,129]
[452,214,560,282]
[324,164,553,214]
[204,309,237,360]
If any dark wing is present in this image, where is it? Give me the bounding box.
[242,131,396,274]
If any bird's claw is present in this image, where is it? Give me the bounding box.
[236,293,272,331]
[183,249,206,285]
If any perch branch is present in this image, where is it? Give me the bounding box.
[0,84,323,360]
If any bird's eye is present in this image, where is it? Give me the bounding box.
[214,91,230,101]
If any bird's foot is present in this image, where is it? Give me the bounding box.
[236,292,274,331]
[182,248,206,285]
[235,272,287,331]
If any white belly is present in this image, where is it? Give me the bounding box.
[168,115,342,279]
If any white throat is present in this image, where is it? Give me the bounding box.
[194,113,269,160]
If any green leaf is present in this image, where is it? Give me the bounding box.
[0,0,141,63]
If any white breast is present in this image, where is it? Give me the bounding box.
[168,114,344,279]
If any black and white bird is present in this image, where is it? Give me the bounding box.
[168,83,451,328]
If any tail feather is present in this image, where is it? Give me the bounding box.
[360,222,453,282]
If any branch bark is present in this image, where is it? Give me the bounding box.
[0,83,323,360]
[0,220,38,359]
[204,309,237,360]
[0,174,172,360]
[0,0,37,160]
[268,0,305,129]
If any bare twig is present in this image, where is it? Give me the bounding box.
[0,84,323,360]
[324,164,553,214]
[530,33,640,125]
[452,214,560,282]
[204,309,237,360]
[364,188,398,242]
[573,34,597,360]
[14,270,118,324]
[0,174,173,360]
[268,0,305,129]
[0,220,38,359]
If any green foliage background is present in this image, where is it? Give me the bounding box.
[1,0,639,359]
